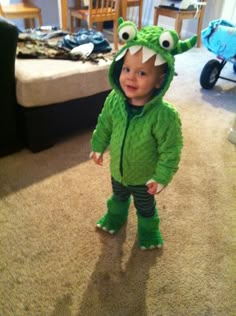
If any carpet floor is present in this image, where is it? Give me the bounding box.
[0,46,236,316]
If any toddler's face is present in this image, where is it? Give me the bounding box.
[119,49,166,106]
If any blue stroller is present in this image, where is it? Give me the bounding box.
[200,19,236,89]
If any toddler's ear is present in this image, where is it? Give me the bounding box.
[155,73,166,88]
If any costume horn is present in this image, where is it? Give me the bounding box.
[171,35,197,55]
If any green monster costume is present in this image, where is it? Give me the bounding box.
[91,18,197,250]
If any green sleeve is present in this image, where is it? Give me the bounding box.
[152,104,183,185]
[90,93,113,153]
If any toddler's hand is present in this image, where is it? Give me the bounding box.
[146,180,164,195]
[89,152,103,166]
[147,182,158,195]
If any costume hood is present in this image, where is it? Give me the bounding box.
[109,18,197,102]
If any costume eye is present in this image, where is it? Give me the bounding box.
[118,23,137,42]
[159,31,177,50]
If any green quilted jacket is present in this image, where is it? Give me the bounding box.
[91,84,183,186]
[91,25,184,187]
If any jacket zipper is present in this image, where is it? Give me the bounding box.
[119,118,130,177]
[119,103,144,180]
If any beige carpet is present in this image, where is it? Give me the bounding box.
[0,46,236,316]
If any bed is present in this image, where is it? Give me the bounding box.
[15,55,112,152]
[0,17,113,155]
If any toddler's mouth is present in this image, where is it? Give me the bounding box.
[126,84,137,91]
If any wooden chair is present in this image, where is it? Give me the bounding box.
[69,0,120,50]
[153,1,207,47]
[0,1,42,29]
[121,0,143,29]
[0,3,4,16]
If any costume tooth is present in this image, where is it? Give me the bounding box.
[154,54,166,66]
[129,45,142,55]
[115,48,127,61]
[142,47,156,63]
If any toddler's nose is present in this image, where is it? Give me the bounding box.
[127,70,135,80]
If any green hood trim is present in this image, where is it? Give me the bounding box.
[109,19,197,104]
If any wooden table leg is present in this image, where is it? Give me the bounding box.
[153,7,159,25]
[58,0,67,30]
[121,1,127,21]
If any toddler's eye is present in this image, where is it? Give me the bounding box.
[122,66,130,73]
[159,31,177,50]
[138,71,146,76]
[118,23,137,42]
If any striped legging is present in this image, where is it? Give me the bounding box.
[111,177,156,217]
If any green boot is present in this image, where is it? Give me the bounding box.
[96,196,131,234]
[137,209,163,250]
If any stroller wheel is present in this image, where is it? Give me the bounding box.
[200,59,222,89]
[233,63,236,73]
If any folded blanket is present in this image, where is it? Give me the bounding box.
[201,19,236,61]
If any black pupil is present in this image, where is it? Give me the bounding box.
[122,32,129,40]
[163,40,170,48]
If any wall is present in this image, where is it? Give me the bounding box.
[220,0,236,21]
[28,0,60,27]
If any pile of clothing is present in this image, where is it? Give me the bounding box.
[17,28,112,62]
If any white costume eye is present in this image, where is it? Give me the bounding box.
[118,24,137,42]
[159,31,175,50]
